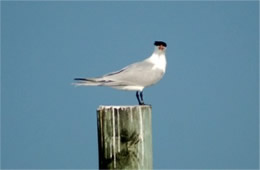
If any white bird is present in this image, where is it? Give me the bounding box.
[73,41,167,105]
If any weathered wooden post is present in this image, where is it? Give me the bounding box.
[97,105,153,169]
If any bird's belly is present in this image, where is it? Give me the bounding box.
[112,85,144,91]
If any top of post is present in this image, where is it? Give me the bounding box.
[97,105,152,111]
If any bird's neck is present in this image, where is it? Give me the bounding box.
[146,51,167,73]
[153,48,165,55]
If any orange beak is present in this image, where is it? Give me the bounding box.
[158,45,165,50]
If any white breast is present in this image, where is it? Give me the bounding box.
[147,53,167,73]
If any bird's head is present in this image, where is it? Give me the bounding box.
[154,41,167,54]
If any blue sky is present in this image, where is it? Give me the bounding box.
[1,1,259,169]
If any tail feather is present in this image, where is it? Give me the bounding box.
[73,77,116,86]
[75,78,100,82]
[74,78,89,81]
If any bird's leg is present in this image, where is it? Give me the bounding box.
[136,91,141,105]
[136,91,144,105]
[140,91,144,103]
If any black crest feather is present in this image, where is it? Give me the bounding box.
[154,41,167,47]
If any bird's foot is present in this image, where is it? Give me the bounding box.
[136,91,151,106]
[138,102,151,106]
[139,101,145,105]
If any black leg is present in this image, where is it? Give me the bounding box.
[140,91,144,102]
[136,91,144,105]
[136,91,141,105]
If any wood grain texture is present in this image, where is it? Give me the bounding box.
[97,105,153,169]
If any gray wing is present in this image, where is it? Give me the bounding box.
[101,60,164,87]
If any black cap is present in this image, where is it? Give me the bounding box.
[154,41,167,47]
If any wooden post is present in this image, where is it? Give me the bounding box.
[97,105,153,169]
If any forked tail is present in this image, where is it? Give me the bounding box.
[73,78,114,86]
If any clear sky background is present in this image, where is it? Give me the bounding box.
[1,1,259,169]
